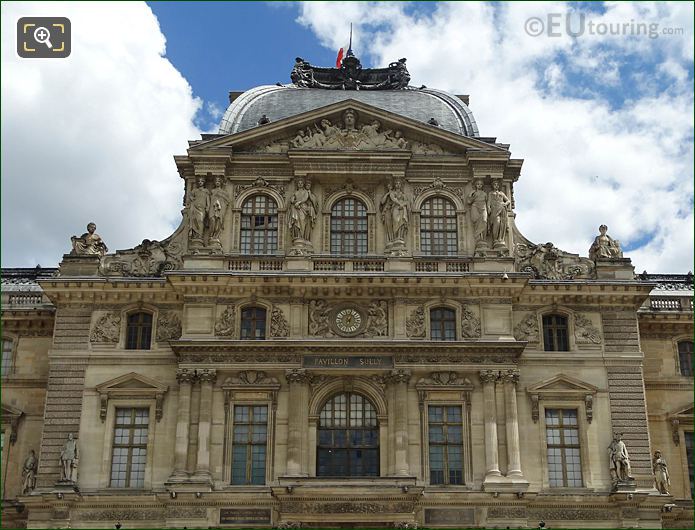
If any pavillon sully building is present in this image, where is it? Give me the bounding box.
[2,53,693,529]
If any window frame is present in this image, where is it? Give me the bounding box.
[419,196,458,256]
[427,404,466,485]
[677,340,694,377]
[1,336,17,378]
[544,408,583,488]
[240,194,279,255]
[230,404,269,485]
[542,314,569,352]
[109,407,150,489]
[330,197,369,256]
[240,306,268,340]
[99,399,156,491]
[125,311,153,350]
[429,307,457,341]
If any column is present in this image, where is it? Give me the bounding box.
[285,369,310,476]
[479,370,501,480]
[387,369,412,476]
[193,368,216,482]
[503,369,524,479]
[170,368,194,480]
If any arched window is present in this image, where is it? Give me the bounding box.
[420,197,457,256]
[678,340,693,376]
[331,198,368,255]
[241,307,266,340]
[126,312,152,350]
[241,195,278,254]
[543,315,568,351]
[430,307,456,341]
[317,392,379,477]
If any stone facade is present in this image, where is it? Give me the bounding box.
[1,57,693,528]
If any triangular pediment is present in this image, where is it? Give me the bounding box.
[527,374,599,395]
[1,403,24,420]
[95,372,168,394]
[189,99,508,156]
[670,403,694,418]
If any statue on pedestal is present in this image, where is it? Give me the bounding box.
[287,177,319,254]
[589,224,623,260]
[188,177,210,244]
[608,433,633,486]
[71,222,108,257]
[21,450,37,494]
[468,179,488,253]
[209,176,230,250]
[652,450,670,494]
[487,180,511,250]
[380,179,410,255]
[59,433,79,483]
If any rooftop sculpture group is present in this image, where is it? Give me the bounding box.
[291,53,410,90]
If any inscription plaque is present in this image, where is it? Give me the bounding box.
[302,355,394,369]
[219,508,271,525]
[425,508,475,525]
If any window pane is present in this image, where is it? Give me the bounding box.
[110,408,149,488]
[231,405,268,485]
[331,199,368,255]
[430,308,456,341]
[420,197,457,256]
[545,408,582,487]
[2,338,14,376]
[428,405,465,485]
[542,315,568,352]
[126,313,152,350]
[684,431,694,497]
[678,341,694,376]
[241,195,278,254]
[241,307,266,340]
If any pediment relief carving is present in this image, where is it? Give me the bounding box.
[239,109,457,155]
[95,372,168,422]
[416,371,474,389]
[513,226,594,280]
[527,374,598,423]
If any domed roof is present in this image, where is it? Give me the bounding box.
[218,85,480,137]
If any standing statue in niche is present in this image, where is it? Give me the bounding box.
[188,177,210,243]
[468,179,488,253]
[59,433,79,483]
[652,450,670,494]
[588,224,623,260]
[287,177,319,253]
[22,450,38,494]
[487,180,511,249]
[209,176,230,249]
[608,432,633,484]
[71,222,108,257]
[380,179,410,254]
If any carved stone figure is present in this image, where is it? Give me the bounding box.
[468,179,488,252]
[652,450,670,494]
[270,307,290,338]
[589,224,623,261]
[514,313,539,342]
[574,313,601,344]
[487,180,511,248]
[287,177,319,245]
[365,301,388,337]
[101,237,183,278]
[22,449,37,494]
[156,312,182,342]
[608,433,633,484]
[71,222,108,257]
[380,179,410,254]
[60,433,79,482]
[188,177,210,242]
[405,306,426,338]
[308,300,330,336]
[209,176,230,247]
[90,312,121,343]
[460,305,481,338]
[214,305,236,337]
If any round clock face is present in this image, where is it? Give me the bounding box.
[334,308,363,335]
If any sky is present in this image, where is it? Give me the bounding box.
[2,1,693,272]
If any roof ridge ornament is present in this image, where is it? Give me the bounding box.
[290,54,410,91]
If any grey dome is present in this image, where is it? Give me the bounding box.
[218,85,480,137]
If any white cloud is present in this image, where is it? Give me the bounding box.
[1,2,201,267]
[297,1,694,273]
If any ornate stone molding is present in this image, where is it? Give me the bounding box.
[412,177,466,201]
[225,370,280,386]
[405,306,426,338]
[1,404,23,444]
[383,369,411,385]
[515,240,594,280]
[502,369,520,385]
[156,311,182,342]
[526,374,599,423]
[90,312,120,343]
[285,368,312,385]
[95,372,168,422]
[196,368,217,385]
[176,368,195,384]
[324,179,376,205]
[270,307,290,338]
[479,370,499,384]
[214,305,236,337]
[234,176,286,199]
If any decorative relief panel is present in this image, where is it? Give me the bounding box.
[308,300,388,338]
[405,306,426,338]
[214,305,237,338]
[90,312,121,343]
[460,305,481,338]
[514,313,539,342]
[270,307,290,338]
[574,313,601,344]
[515,240,594,280]
[156,311,182,342]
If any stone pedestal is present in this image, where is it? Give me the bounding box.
[58,254,101,276]
[286,257,312,271]
[594,258,635,280]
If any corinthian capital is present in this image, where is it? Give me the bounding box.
[285,368,312,385]
[479,370,499,385]
[176,368,194,384]
[502,369,520,385]
[197,368,217,384]
[384,369,411,385]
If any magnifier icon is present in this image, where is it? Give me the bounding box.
[33,26,53,49]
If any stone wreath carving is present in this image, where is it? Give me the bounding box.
[514,313,539,342]
[155,311,182,342]
[460,305,481,338]
[574,313,601,344]
[405,306,426,338]
[214,305,237,338]
[270,307,290,338]
[247,109,452,155]
[90,312,121,343]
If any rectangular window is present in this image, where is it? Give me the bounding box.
[2,338,14,376]
[231,405,268,485]
[428,405,464,485]
[110,408,149,488]
[543,315,569,351]
[545,408,582,487]
[685,431,694,497]
[678,341,693,376]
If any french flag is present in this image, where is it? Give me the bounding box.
[335,46,345,68]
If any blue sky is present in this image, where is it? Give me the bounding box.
[2,2,693,271]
